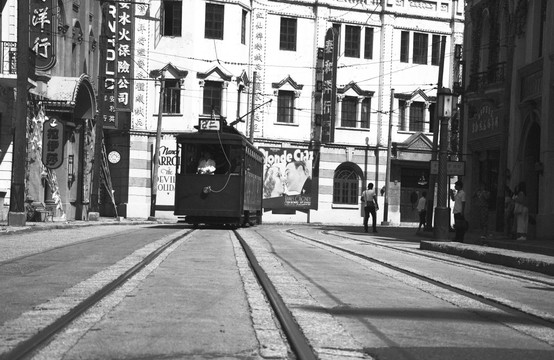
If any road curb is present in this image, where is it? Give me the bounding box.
[420,240,554,276]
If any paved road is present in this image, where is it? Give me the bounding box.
[1,222,553,359]
[239,225,554,360]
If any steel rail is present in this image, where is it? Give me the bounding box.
[233,230,318,360]
[2,229,194,360]
[319,229,554,287]
[287,229,554,329]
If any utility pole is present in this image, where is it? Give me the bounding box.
[249,71,257,143]
[425,36,447,231]
[8,1,30,226]
[90,3,109,220]
[149,70,165,218]
[382,88,394,225]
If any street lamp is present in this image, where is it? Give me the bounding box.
[434,87,454,240]
[148,68,165,219]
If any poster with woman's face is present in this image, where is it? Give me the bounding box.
[259,146,318,210]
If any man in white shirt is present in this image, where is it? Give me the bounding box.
[450,180,466,242]
[361,183,379,233]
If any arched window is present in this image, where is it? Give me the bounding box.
[333,163,360,204]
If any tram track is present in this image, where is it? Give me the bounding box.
[319,229,554,288]
[1,228,195,360]
[285,228,554,330]
[233,229,318,360]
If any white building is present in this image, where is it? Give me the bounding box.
[113,0,464,225]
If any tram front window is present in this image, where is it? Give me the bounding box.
[182,144,242,175]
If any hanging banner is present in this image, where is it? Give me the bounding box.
[30,0,56,70]
[99,1,134,129]
[259,146,319,210]
[115,1,134,113]
[42,116,64,169]
[322,28,338,143]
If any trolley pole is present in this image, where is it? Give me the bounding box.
[382,88,394,225]
[8,1,30,226]
[149,69,165,219]
[249,71,257,143]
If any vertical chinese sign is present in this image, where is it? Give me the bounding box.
[42,117,64,169]
[132,4,151,130]
[250,9,267,137]
[30,0,56,70]
[99,1,134,129]
[322,28,338,144]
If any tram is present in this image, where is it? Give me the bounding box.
[174,119,264,227]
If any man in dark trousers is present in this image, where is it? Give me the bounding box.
[361,183,379,233]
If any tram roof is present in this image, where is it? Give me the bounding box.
[176,126,261,153]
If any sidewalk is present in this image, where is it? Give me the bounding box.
[418,229,554,276]
[0,217,167,236]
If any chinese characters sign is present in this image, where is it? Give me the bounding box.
[470,104,500,138]
[31,0,56,70]
[132,4,151,130]
[259,146,319,210]
[99,1,134,129]
[322,28,338,143]
[42,117,64,169]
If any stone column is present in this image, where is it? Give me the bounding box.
[336,95,344,128]
[357,97,363,128]
[221,81,229,119]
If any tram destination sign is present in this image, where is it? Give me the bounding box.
[199,118,221,131]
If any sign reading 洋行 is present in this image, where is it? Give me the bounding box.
[42,117,64,169]
[30,0,56,70]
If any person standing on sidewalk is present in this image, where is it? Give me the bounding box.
[450,180,467,242]
[513,182,529,241]
[361,183,378,233]
[416,191,427,233]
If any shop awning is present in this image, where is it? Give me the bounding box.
[31,74,93,113]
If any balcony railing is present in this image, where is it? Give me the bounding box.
[467,62,506,93]
[1,41,17,76]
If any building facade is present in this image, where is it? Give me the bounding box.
[0,0,104,222]
[463,0,553,240]
[109,0,464,225]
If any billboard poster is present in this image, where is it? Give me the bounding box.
[259,146,319,210]
[156,137,178,211]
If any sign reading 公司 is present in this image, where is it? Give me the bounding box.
[30,0,56,70]
[115,1,134,113]
[99,1,134,129]
[42,117,64,169]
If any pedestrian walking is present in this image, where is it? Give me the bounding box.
[513,182,529,241]
[473,183,490,239]
[449,180,467,242]
[361,183,379,233]
[416,191,427,233]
